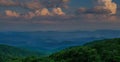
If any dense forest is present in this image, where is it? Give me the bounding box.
[0,38,120,62]
[0,44,42,62]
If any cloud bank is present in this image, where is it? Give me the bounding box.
[95,0,117,14]
[0,0,70,18]
[0,0,119,20]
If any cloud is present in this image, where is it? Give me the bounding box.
[40,0,70,8]
[0,0,41,10]
[76,7,111,15]
[87,7,112,14]
[94,0,117,14]
[0,0,70,9]
[0,14,120,31]
[5,10,19,17]
[0,0,17,6]
[76,0,118,15]
[23,2,41,10]
[23,12,35,19]
[0,0,119,19]
[0,0,120,31]
[37,8,51,16]
[0,0,68,18]
[52,8,65,15]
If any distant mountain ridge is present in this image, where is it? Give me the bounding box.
[0,30,120,53]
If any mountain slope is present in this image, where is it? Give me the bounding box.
[48,38,120,62]
[0,44,41,62]
[2,38,120,62]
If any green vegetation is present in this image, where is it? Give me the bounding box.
[0,44,42,62]
[85,38,120,62]
[1,38,120,62]
[49,46,101,62]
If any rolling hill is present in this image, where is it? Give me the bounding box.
[0,38,120,62]
[48,38,120,62]
[0,44,42,62]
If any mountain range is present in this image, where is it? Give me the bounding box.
[1,38,120,62]
[0,30,120,53]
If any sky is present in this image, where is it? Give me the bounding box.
[0,0,120,31]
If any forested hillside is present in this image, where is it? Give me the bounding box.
[49,38,120,62]
[0,44,41,62]
[0,38,120,62]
